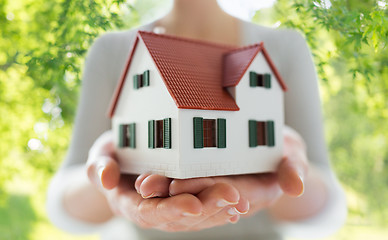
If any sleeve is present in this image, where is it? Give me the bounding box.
[274,30,347,238]
[46,31,136,233]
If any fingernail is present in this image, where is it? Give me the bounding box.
[227,207,239,216]
[235,207,248,215]
[297,168,305,183]
[217,199,237,208]
[96,165,105,184]
[228,215,240,224]
[296,174,305,197]
[169,189,176,196]
[182,212,201,217]
[141,192,156,199]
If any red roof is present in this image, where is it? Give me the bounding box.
[108,31,287,118]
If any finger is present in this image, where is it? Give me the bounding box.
[169,177,216,196]
[196,195,249,230]
[232,196,249,215]
[228,215,240,224]
[247,186,282,216]
[194,183,240,222]
[134,173,151,194]
[87,155,120,190]
[278,156,306,197]
[191,206,243,230]
[119,193,202,230]
[198,183,240,214]
[155,183,240,232]
[151,194,202,231]
[184,183,240,230]
[86,131,120,190]
[139,174,172,198]
[225,174,278,200]
[283,126,307,153]
[106,175,137,216]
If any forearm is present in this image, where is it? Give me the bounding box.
[268,165,328,221]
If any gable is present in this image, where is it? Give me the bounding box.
[223,43,287,91]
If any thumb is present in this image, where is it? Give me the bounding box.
[87,155,121,190]
[277,156,306,197]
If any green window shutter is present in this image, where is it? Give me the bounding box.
[264,74,271,89]
[249,71,257,87]
[148,120,155,149]
[143,70,150,86]
[133,75,139,89]
[266,120,275,147]
[118,124,125,148]
[249,120,257,147]
[163,118,171,149]
[129,123,136,148]
[217,118,226,148]
[193,117,203,148]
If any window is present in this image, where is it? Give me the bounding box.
[249,120,275,147]
[118,123,136,148]
[133,70,150,89]
[156,120,164,148]
[203,119,216,147]
[193,118,226,149]
[249,71,271,88]
[148,118,171,149]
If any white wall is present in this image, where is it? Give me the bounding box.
[113,40,180,177]
[177,52,284,178]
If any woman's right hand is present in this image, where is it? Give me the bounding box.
[86,131,247,231]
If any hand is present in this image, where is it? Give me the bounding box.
[86,131,249,231]
[136,126,308,221]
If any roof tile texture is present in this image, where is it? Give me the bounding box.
[139,31,239,111]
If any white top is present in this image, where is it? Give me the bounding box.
[47,20,347,240]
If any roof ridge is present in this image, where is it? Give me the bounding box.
[138,31,237,50]
[224,42,263,56]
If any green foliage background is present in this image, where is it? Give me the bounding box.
[0,0,387,239]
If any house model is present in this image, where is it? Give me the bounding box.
[108,31,287,179]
